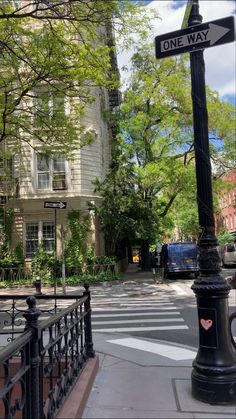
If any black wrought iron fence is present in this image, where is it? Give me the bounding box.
[0,263,117,282]
[0,292,87,341]
[0,267,32,282]
[0,283,94,419]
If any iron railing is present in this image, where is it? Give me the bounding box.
[0,263,116,282]
[0,283,95,419]
[0,292,86,341]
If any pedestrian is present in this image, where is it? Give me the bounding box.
[151,251,159,283]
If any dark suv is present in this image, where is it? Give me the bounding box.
[161,242,199,279]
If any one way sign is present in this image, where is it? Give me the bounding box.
[44,201,67,209]
[155,16,235,59]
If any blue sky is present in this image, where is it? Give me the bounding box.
[123,1,236,106]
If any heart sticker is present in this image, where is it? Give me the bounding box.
[200,319,213,331]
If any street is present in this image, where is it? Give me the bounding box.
[0,267,235,354]
[89,267,236,353]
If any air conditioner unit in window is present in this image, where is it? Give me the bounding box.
[52,180,67,190]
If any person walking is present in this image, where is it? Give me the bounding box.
[151,251,159,283]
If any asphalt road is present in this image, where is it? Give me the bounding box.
[126,267,236,348]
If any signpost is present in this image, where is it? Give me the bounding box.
[155,0,236,405]
[44,201,67,294]
[155,16,235,58]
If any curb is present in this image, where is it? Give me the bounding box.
[56,356,99,419]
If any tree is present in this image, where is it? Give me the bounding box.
[0,0,158,156]
[95,43,236,267]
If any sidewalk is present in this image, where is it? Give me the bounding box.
[81,265,236,419]
[82,343,236,419]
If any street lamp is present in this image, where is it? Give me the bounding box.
[188,0,236,404]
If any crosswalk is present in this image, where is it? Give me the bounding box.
[90,285,189,333]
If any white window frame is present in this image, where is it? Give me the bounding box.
[25,221,55,259]
[36,153,67,191]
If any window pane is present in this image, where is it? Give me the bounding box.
[37,155,50,171]
[38,173,49,189]
[43,222,54,252]
[43,222,54,238]
[53,93,65,116]
[26,223,38,239]
[43,239,54,252]
[53,155,65,172]
[25,223,38,258]
[26,240,38,258]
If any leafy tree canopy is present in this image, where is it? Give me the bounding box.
[95,43,236,253]
[0,0,158,157]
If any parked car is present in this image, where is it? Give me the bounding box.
[161,242,199,279]
[222,243,236,267]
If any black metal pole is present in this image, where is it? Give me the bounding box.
[83,282,95,358]
[24,296,41,419]
[54,208,57,295]
[189,0,236,404]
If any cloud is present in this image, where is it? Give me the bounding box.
[118,0,235,101]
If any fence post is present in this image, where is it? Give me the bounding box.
[23,296,41,419]
[83,282,95,358]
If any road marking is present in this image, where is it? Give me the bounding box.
[94,325,188,332]
[107,337,196,360]
[93,318,184,325]
[170,284,187,296]
[93,306,178,312]
[93,311,180,318]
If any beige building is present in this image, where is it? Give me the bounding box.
[0,84,117,264]
[0,2,121,265]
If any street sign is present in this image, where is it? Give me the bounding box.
[155,16,235,59]
[44,201,67,209]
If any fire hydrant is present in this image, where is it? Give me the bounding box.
[33,276,42,295]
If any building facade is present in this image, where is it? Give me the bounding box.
[0,2,120,265]
[215,170,236,236]
[0,85,117,264]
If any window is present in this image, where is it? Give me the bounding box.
[34,90,65,125]
[37,154,66,190]
[42,222,55,252]
[25,221,54,258]
[25,223,39,258]
[0,158,13,179]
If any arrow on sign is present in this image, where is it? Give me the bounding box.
[161,23,230,53]
[44,201,67,209]
[155,16,235,59]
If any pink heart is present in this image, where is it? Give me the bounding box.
[200,318,213,330]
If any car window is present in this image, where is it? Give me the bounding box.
[168,244,197,256]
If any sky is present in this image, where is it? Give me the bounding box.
[118,0,236,105]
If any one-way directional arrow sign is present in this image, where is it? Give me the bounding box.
[44,201,67,209]
[155,16,235,59]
